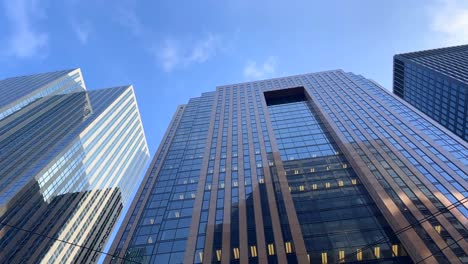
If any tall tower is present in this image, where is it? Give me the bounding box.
[393,44,468,141]
[110,70,467,263]
[0,69,150,263]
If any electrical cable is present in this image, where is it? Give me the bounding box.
[337,196,467,263]
[0,221,142,264]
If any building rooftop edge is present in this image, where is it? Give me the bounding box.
[215,69,345,89]
[394,44,468,59]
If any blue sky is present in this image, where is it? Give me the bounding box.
[1,0,467,261]
[1,0,467,154]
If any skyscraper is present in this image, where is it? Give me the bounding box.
[393,44,468,141]
[110,70,467,264]
[0,69,150,263]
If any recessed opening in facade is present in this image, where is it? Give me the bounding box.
[264,86,307,106]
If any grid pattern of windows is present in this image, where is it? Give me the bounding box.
[119,93,214,263]
[268,98,411,263]
[305,71,467,263]
[269,101,335,160]
[0,71,149,263]
[112,69,467,264]
[393,45,468,141]
[399,44,468,83]
[0,69,82,120]
[113,103,187,263]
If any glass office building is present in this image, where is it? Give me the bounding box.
[393,44,468,141]
[110,70,467,263]
[0,69,150,263]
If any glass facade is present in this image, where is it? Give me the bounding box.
[267,97,409,263]
[111,70,467,264]
[0,69,150,263]
[393,44,468,141]
[111,93,215,263]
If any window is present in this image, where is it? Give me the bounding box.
[339,250,345,263]
[233,248,240,259]
[216,250,222,261]
[392,244,399,257]
[250,245,257,257]
[357,249,362,261]
[321,252,328,264]
[285,242,292,253]
[197,251,203,263]
[374,246,380,259]
[268,244,275,256]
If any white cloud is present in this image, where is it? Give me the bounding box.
[243,56,278,81]
[188,34,222,63]
[72,21,92,45]
[2,0,48,58]
[108,1,224,72]
[159,40,180,72]
[156,34,223,72]
[429,0,468,45]
[114,0,144,37]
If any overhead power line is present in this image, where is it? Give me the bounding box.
[338,196,467,263]
[0,221,142,264]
